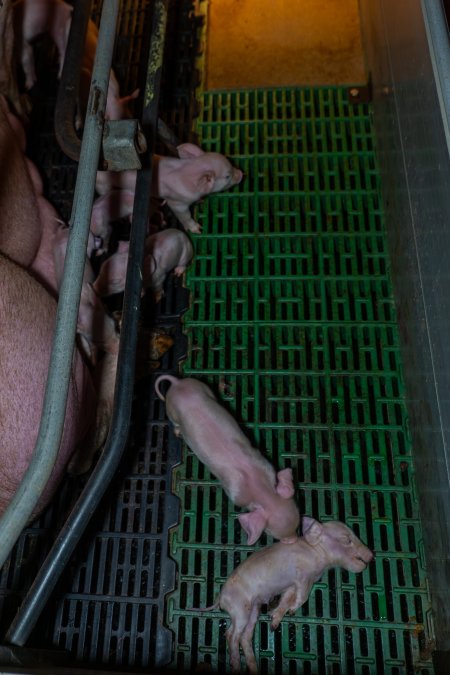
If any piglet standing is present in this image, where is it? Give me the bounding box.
[155,375,300,544]
[95,142,244,233]
[93,228,193,301]
[203,517,374,674]
[144,228,194,301]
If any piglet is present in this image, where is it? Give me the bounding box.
[95,142,243,233]
[203,517,374,674]
[93,228,193,301]
[53,225,119,364]
[144,228,194,301]
[90,190,135,256]
[155,375,300,544]
[77,19,139,125]
[12,0,73,89]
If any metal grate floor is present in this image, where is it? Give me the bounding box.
[166,87,436,674]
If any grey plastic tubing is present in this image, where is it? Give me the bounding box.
[0,0,120,571]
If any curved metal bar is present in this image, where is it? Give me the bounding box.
[54,0,92,162]
[54,0,179,163]
[0,1,120,572]
[5,0,169,646]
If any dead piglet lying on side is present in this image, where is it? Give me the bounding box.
[95,142,244,233]
[93,228,194,301]
[205,517,374,674]
[155,375,300,544]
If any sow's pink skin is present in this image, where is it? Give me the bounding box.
[95,142,244,234]
[203,517,375,674]
[0,96,96,518]
[155,375,300,545]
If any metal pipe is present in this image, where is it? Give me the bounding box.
[5,0,168,646]
[54,0,92,161]
[0,1,120,571]
[54,0,177,163]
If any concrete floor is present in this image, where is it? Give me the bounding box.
[205,0,367,90]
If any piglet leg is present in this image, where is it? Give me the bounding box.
[165,199,202,233]
[226,617,246,674]
[240,605,260,675]
[270,583,312,631]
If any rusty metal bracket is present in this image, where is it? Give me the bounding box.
[101,118,147,171]
[55,0,178,166]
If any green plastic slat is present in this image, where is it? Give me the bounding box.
[166,86,435,674]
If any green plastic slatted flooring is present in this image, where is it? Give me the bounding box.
[165,87,435,674]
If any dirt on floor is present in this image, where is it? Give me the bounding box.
[205,0,367,90]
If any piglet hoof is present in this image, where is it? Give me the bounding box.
[270,618,281,632]
[230,658,241,674]
[186,222,202,234]
[173,265,186,277]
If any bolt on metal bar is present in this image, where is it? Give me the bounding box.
[0,0,120,571]
[5,0,169,647]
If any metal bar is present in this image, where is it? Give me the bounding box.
[54,0,92,161]
[5,0,168,647]
[0,1,120,570]
[54,0,177,163]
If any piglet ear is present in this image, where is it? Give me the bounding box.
[238,510,267,545]
[302,516,322,545]
[177,143,204,159]
[276,468,295,499]
[198,171,216,194]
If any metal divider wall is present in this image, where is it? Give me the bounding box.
[166,87,436,674]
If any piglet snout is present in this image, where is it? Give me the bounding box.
[233,168,244,184]
[360,550,376,565]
